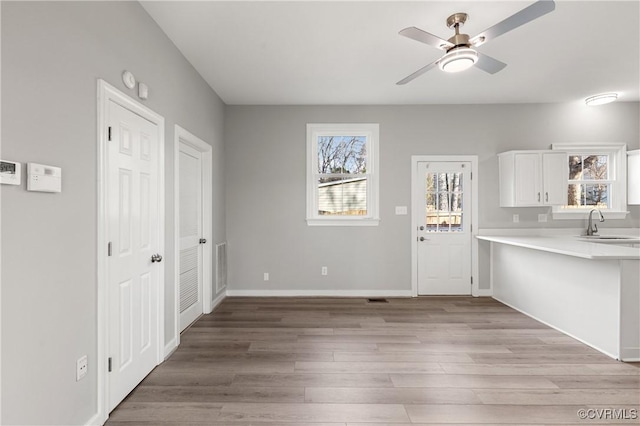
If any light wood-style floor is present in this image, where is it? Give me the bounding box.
[107,297,640,425]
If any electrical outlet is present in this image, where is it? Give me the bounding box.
[263,272,269,281]
[513,214,519,223]
[321,266,328,276]
[76,355,88,381]
[538,213,548,223]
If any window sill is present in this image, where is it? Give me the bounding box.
[551,210,630,220]
[307,217,380,227]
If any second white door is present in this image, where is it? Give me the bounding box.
[416,161,472,295]
[179,143,204,331]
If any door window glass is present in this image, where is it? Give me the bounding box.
[425,172,464,232]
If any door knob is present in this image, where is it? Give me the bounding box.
[419,237,429,242]
[151,254,163,263]
[199,238,207,244]
[419,226,425,231]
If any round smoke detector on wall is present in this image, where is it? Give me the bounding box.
[122,71,136,89]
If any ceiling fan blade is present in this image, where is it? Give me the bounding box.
[470,0,555,47]
[399,27,454,50]
[475,53,507,74]
[396,61,438,85]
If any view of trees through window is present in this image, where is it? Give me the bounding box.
[316,136,368,216]
[317,136,367,181]
[567,155,610,208]
[425,172,463,231]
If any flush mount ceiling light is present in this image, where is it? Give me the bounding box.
[585,93,618,106]
[438,47,478,73]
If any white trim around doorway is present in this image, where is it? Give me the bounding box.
[410,155,480,297]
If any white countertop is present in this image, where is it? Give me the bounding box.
[476,235,640,260]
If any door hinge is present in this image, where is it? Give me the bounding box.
[108,242,112,256]
[107,126,112,141]
[471,276,474,285]
[108,357,112,372]
[470,172,473,180]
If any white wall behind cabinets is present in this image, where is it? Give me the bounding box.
[225,103,640,294]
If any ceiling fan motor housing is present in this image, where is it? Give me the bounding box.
[447,33,471,51]
[446,13,472,51]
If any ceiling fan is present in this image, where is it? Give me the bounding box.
[397,0,555,85]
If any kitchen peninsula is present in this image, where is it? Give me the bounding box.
[478,231,640,361]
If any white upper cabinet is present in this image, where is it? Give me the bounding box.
[628,150,640,205]
[499,150,568,207]
[542,152,568,205]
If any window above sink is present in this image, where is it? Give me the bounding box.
[552,143,629,220]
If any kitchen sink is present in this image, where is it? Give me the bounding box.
[580,235,635,240]
[575,235,640,244]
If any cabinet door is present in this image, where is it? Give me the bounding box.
[514,153,542,206]
[629,151,640,205]
[542,152,568,205]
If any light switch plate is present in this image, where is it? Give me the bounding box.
[395,206,408,215]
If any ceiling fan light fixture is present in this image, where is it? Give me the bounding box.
[438,48,478,73]
[585,93,618,106]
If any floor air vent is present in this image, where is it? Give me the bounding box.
[367,298,388,303]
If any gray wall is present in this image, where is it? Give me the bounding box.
[1,2,225,424]
[225,103,640,292]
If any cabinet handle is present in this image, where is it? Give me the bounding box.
[545,192,549,202]
[538,192,541,202]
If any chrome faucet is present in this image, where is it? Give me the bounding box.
[585,208,605,236]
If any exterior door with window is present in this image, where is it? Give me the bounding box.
[416,161,472,295]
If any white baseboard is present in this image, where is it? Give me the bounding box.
[224,289,413,298]
[209,290,226,312]
[85,411,104,426]
[163,336,178,359]
[620,348,640,362]
[473,289,493,297]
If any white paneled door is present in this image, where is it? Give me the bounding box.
[415,161,472,295]
[107,100,161,411]
[179,143,204,331]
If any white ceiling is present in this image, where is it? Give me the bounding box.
[141,1,640,105]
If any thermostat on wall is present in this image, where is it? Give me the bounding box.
[27,162,62,193]
[0,160,21,185]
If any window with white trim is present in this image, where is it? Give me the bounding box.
[306,123,379,226]
[552,143,628,219]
